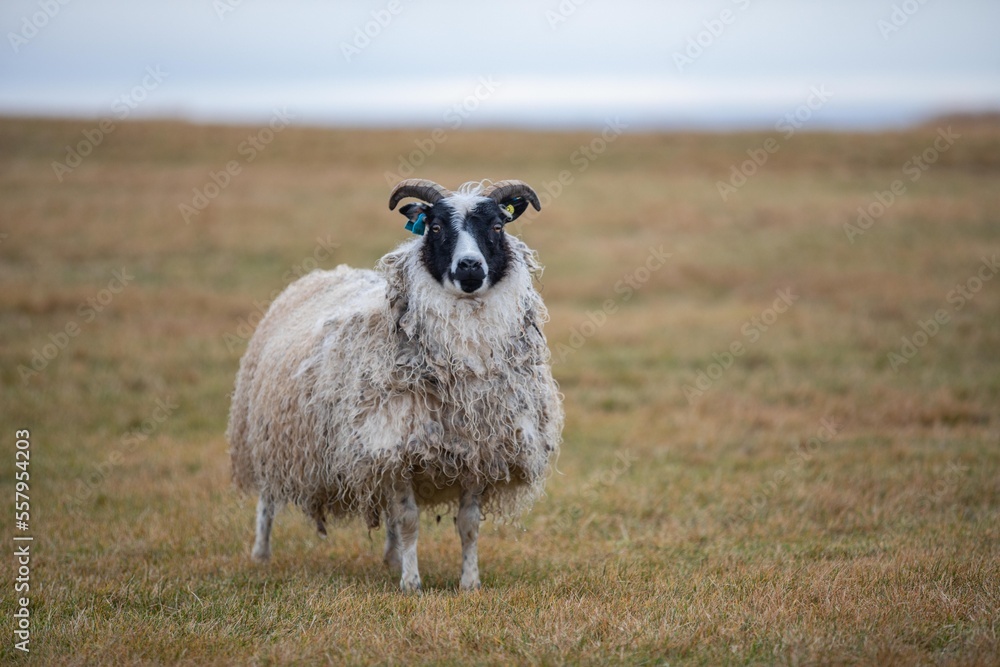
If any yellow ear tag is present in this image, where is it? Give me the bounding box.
[504,204,515,217]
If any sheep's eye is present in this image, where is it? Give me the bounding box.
[492,223,503,234]
[430,224,442,234]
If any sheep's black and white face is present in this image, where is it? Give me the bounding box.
[419,196,510,296]
[391,180,539,297]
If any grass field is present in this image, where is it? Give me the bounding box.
[1,116,999,665]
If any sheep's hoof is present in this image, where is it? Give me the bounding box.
[400,577,422,594]
[460,579,481,592]
[251,546,271,563]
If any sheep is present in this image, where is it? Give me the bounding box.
[227,179,563,591]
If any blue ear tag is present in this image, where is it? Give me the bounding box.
[405,212,427,236]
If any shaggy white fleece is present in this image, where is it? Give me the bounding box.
[228,235,563,530]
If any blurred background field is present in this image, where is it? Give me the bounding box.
[1,116,998,665]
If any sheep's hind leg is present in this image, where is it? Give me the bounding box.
[383,513,401,572]
[251,495,275,562]
[457,486,482,591]
[390,482,422,592]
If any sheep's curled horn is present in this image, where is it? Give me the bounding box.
[387,179,542,212]
[482,180,542,213]
[388,179,451,210]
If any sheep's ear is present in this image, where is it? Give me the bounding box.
[498,197,531,223]
[399,203,432,235]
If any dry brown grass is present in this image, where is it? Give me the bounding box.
[1,116,998,665]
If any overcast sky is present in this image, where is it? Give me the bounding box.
[1,0,998,130]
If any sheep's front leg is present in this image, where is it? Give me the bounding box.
[252,495,275,562]
[391,482,422,592]
[457,487,482,591]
